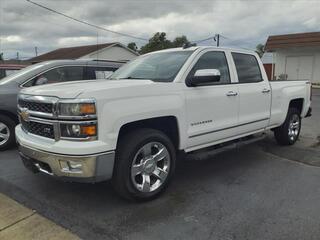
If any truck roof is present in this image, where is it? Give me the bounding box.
[149,46,257,55]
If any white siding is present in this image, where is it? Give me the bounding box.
[80,45,138,62]
[274,47,320,83]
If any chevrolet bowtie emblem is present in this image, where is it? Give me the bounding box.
[20,108,30,122]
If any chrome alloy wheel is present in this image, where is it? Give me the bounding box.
[131,142,170,193]
[0,122,10,146]
[288,114,300,141]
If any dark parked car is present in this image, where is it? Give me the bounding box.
[0,64,27,79]
[0,59,122,150]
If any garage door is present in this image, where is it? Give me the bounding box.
[285,56,313,81]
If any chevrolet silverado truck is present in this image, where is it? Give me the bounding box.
[16,46,312,201]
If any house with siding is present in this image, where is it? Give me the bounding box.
[29,42,139,64]
[265,32,320,84]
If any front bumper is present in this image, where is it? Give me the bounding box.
[18,143,115,183]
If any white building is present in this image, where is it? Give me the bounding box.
[265,32,320,84]
[30,42,139,63]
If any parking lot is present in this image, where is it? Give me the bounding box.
[0,89,319,240]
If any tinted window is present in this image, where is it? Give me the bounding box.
[232,53,262,83]
[25,66,85,87]
[86,66,117,79]
[187,51,230,84]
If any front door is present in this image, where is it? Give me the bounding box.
[184,50,239,150]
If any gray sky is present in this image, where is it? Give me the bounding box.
[0,0,320,59]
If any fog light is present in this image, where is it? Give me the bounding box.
[59,160,83,173]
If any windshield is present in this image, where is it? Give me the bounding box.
[0,63,45,85]
[110,51,193,82]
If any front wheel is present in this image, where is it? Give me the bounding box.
[112,128,176,201]
[274,108,301,145]
[0,115,16,151]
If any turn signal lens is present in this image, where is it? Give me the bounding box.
[81,125,97,136]
[80,103,96,115]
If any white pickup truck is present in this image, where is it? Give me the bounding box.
[16,46,312,200]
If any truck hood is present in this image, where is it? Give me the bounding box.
[20,79,154,99]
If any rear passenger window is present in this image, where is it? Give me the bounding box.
[232,53,262,83]
[187,51,230,84]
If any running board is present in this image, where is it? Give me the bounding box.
[186,133,266,161]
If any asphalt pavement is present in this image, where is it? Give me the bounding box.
[0,89,319,240]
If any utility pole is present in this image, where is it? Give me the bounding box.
[16,52,19,60]
[216,34,220,47]
[35,47,38,57]
[213,34,220,47]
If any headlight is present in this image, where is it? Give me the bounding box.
[60,123,97,139]
[59,102,96,116]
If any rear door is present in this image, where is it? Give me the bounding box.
[232,53,271,134]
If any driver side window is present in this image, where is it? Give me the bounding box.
[187,51,231,84]
[24,66,84,87]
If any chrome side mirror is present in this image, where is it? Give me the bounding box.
[189,69,221,86]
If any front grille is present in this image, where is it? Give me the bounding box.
[18,99,53,114]
[21,120,54,139]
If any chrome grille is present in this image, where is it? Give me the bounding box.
[21,120,54,139]
[18,99,53,114]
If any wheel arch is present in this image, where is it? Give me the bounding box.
[288,98,304,115]
[0,110,19,124]
[117,116,180,151]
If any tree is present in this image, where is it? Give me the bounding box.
[140,32,172,54]
[0,53,3,61]
[127,42,138,52]
[139,32,195,54]
[172,35,195,48]
[256,44,265,58]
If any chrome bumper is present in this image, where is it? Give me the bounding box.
[18,144,115,182]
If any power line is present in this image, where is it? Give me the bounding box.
[191,35,215,44]
[25,0,149,42]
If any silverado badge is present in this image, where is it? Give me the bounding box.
[20,108,30,122]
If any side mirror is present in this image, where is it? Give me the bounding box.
[188,69,221,86]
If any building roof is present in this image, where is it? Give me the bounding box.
[29,42,136,63]
[265,32,320,52]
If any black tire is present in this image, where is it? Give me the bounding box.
[112,128,176,201]
[0,114,16,151]
[274,108,301,145]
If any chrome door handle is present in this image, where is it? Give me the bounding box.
[262,88,271,93]
[226,91,238,97]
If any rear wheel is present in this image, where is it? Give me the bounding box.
[274,108,301,145]
[0,115,16,151]
[112,128,176,201]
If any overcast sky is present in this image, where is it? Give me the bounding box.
[0,0,320,59]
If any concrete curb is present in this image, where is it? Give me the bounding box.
[0,193,80,240]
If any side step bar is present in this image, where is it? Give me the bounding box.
[186,133,266,161]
